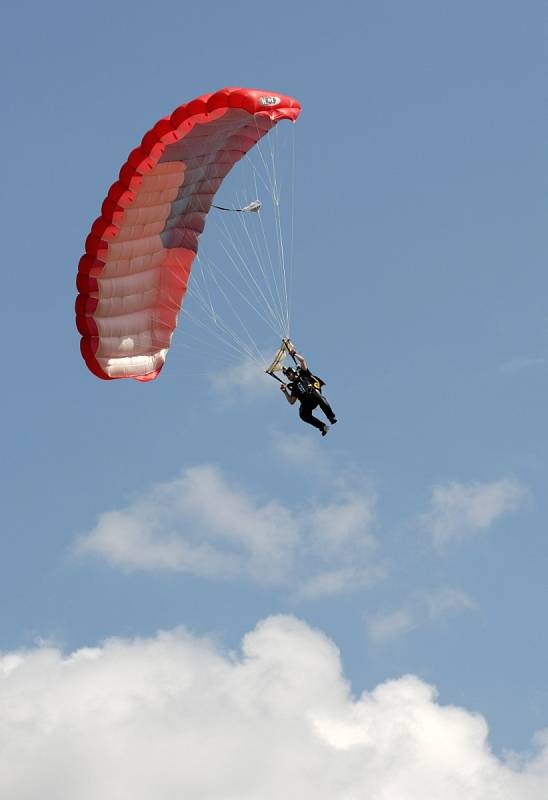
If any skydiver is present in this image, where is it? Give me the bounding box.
[279,340,337,436]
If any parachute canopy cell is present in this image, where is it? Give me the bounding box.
[75,87,301,381]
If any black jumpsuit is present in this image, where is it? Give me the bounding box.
[288,368,336,431]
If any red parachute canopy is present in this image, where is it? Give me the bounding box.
[75,87,301,381]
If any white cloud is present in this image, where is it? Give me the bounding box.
[422,586,477,621]
[272,436,378,560]
[367,609,417,642]
[272,432,328,470]
[2,615,547,799]
[77,465,298,583]
[300,565,386,599]
[77,464,380,595]
[421,478,527,545]
[208,356,273,399]
[308,492,376,554]
[367,586,477,643]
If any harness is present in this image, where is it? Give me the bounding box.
[289,369,324,401]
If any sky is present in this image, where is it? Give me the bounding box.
[1,0,548,796]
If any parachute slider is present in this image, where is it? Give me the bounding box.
[212,200,262,213]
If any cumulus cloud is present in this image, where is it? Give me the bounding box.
[421,478,527,546]
[77,465,297,582]
[1,615,547,799]
[367,586,477,643]
[76,464,379,595]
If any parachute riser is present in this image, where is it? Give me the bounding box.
[265,338,296,382]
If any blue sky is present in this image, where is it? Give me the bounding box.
[1,1,548,795]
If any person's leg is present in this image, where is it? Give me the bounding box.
[299,404,326,431]
[318,395,337,424]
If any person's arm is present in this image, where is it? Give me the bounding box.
[283,338,308,371]
[282,339,308,369]
[280,384,297,405]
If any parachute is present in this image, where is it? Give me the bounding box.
[75,87,301,381]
